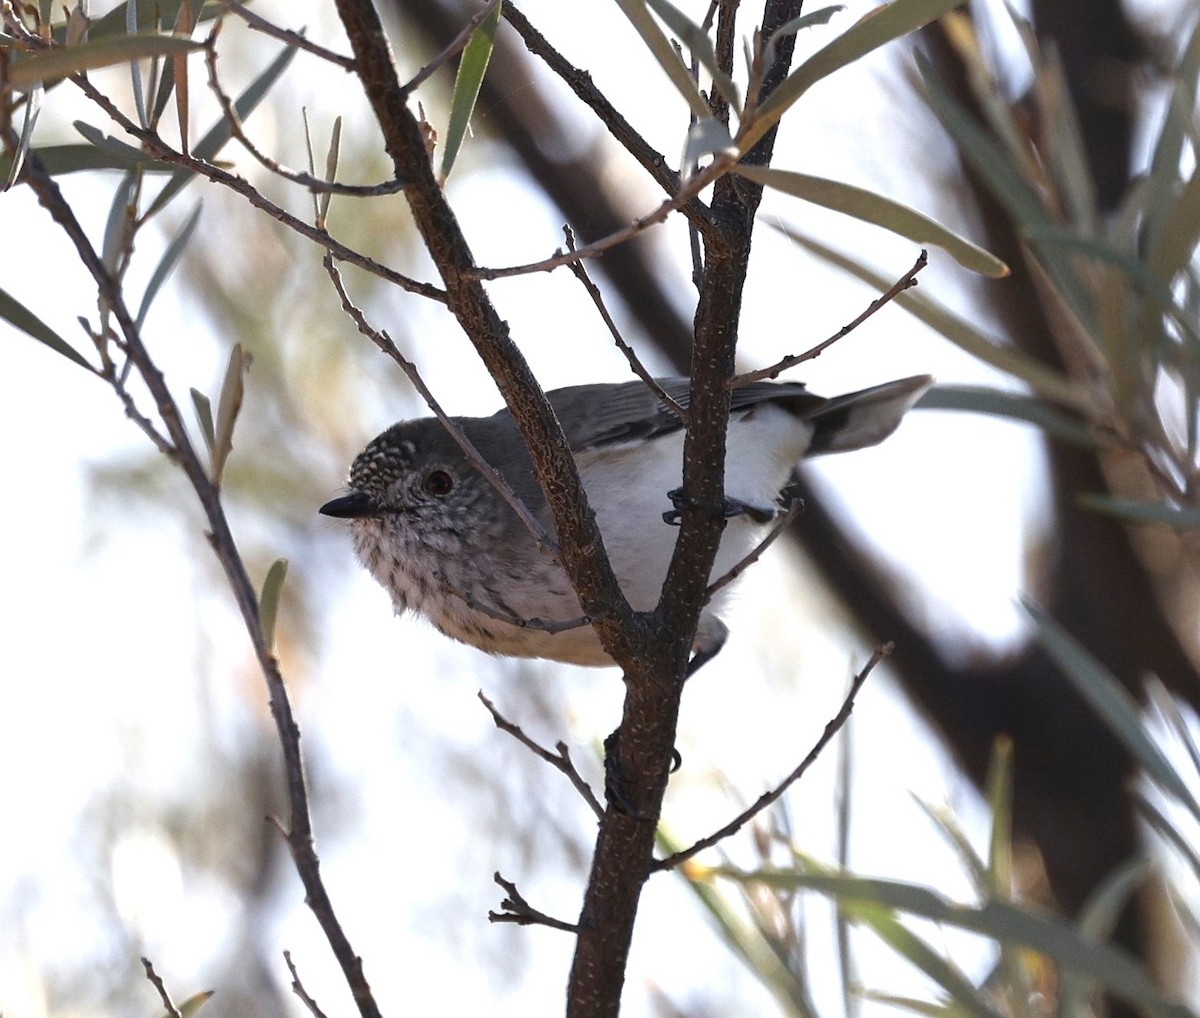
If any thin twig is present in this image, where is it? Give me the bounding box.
[500,2,714,235]
[324,255,559,554]
[203,29,408,196]
[704,486,804,599]
[489,871,581,932]
[730,249,928,386]
[468,150,738,280]
[651,643,894,872]
[402,0,501,92]
[284,951,331,1018]
[18,151,383,1018]
[437,571,595,634]
[69,76,446,302]
[220,0,356,69]
[140,958,182,1018]
[479,691,605,819]
[562,226,688,422]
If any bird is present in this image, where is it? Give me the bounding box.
[320,374,932,672]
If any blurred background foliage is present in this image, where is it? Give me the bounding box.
[4,0,1200,1015]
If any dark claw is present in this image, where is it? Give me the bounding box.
[663,487,763,526]
[603,728,683,816]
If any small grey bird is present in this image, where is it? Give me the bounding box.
[320,375,932,670]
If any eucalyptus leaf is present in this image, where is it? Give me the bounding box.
[440,0,502,181]
[5,81,42,190]
[614,0,711,121]
[917,385,1099,447]
[190,387,215,455]
[0,286,93,371]
[1080,496,1200,530]
[0,142,168,179]
[89,0,221,39]
[211,343,248,487]
[259,558,288,652]
[709,868,1192,1018]
[642,0,739,109]
[735,164,1007,276]
[7,32,202,89]
[101,171,138,273]
[1022,598,1200,825]
[740,0,967,154]
[136,203,201,328]
[320,116,343,223]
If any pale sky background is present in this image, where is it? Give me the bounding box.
[1,0,1192,1015]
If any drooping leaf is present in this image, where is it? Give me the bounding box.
[7,32,202,89]
[101,171,138,272]
[0,286,93,371]
[0,142,168,179]
[735,164,1007,276]
[917,385,1099,447]
[5,81,43,191]
[440,0,503,181]
[190,386,215,454]
[1023,599,1200,824]
[642,0,739,109]
[136,203,202,328]
[768,5,846,43]
[613,0,711,122]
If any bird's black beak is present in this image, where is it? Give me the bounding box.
[319,490,381,519]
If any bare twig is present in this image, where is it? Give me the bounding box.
[284,951,331,1018]
[140,958,182,1018]
[500,2,714,235]
[323,255,558,554]
[479,691,605,819]
[18,151,383,1018]
[468,150,738,280]
[705,485,804,599]
[220,0,356,69]
[563,226,687,422]
[203,29,408,196]
[651,643,894,872]
[402,0,501,92]
[437,572,595,634]
[730,249,928,386]
[68,76,446,302]
[489,871,581,932]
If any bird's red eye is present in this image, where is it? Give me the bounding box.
[423,470,454,496]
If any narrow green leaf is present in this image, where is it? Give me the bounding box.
[176,989,215,1017]
[320,115,343,223]
[190,387,215,454]
[614,0,711,122]
[842,898,1003,1018]
[769,5,846,42]
[8,32,202,89]
[101,171,137,272]
[0,286,93,371]
[773,224,1090,410]
[709,869,1193,1018]
[259,558,288,652]
[88,0,222,39]
[440,0,503,181]
[736,164,1007,276]
[1058,861,1147,1017]
[0,142,168,179]
[1022,599,1200,824]
[642,0,739,110]
[5,81,43,190]
[136,203,201,328]
[128,0,149,128]
[983,737,1013,895]
[740,0,967,154]
[211,343,248,487]
[911,795,987,891]
[74,119,157,164]
[1079,496,1200,530]
[145,40,298,218]
[916,385,1099,448]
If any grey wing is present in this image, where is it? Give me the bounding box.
[544,377,824,452]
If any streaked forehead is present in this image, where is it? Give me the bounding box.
[349,424,419,492]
